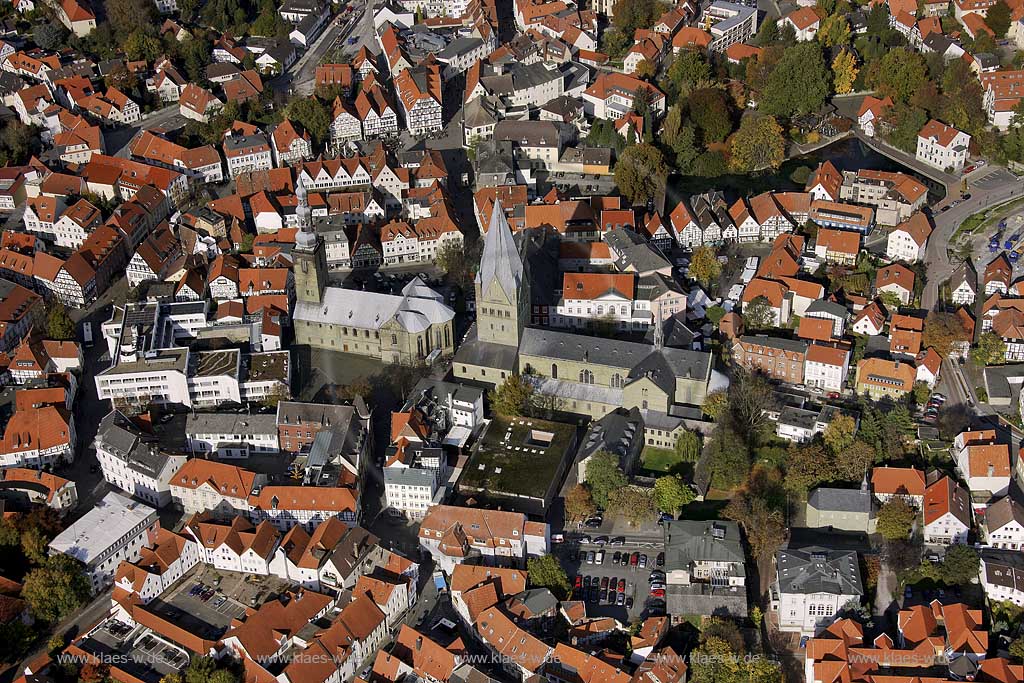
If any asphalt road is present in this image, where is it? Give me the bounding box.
[922,182,1024,310]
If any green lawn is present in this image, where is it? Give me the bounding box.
[641,446,685,474]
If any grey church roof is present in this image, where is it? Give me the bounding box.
[807,487,872,514]
[476,199,524,294]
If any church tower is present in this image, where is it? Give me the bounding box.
[292,178,327,305]
[476,200,528,347]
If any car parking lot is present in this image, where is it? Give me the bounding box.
[555,536,667,622]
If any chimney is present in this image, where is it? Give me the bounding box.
[416,636,423,651]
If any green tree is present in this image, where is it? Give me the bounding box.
[46,301,75,340]
[286,99,331,146]
[437,240,481,290]
[0,122,36,166]
[488,374,534,417]
[729,114,785,172]
[761,42,829,118]
[725,491,787,560]
[105,0,156,39]
[565,484,597,524]
[185,657,218,683]
[885,103,930,152]
[971,331,1007,366]
[608,485,656,526]
[706,425,751,490]
[940,544,979,584]
[654,476,694,514]
[611,0,663,33]
[823,414,856,454]
[703,389,729,421]
[21,525,49,565]
[662,106,698,170]
[867,48,928,103]
[818,14,851,47]
[124,29,162,61]
[180,37,212,83]
[742,295,775,329]
[251,9,289,37]
[784,442,836,493]
[614,143,668,205]
[665,50,713,98]
[526,554,570,599]
[690,245,721,287]
[21,554,91,621]
[693,150,727,177]
[585,451,628,509]
[755,17,780,45]
[690,637,741,683]
[988,0,1011,36]
[690,88,732,143]
[834,440,875,482]
[33,23,67,50]
[674,429,701,462]
[877,497,916,540]
[912,381,932,405]
[1011,636,1024,663]
[832,49,859,94]
[599,28,632,59]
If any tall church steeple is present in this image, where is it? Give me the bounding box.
[292,177,326,305]
[476,200,527,348]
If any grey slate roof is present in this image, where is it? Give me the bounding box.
[476,198,524,293]
[808,487,872,514]
[578,407,643,461]
[185,412,278,435]
[737,334,809,354]
[805,299,848,319]
[775,547,863,596]
[778,406,819,432]
[384,467,436,487]
[95,410,181,478]
[519,327,711,381]
[664,519,745,569]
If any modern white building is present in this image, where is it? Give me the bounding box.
[185,412,280,458]
[772,547,863,635]
[95,410,188,508]
[48,491,158,593]
[916,119,970,172]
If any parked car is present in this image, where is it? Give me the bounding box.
[595,550,605,564]
[575,575,583,589]
[650,582,666,591]
[620,553,629,566]
[600,577,609,590]
[638,554,648,569]
[649,570,665,582]
[594,536,609,545]
[618,578,626,592]
[656,552,665,567]
[616,592,625,606]
[612,551,621,564]
[610,536,626,546]
[630,552,640,566]
[626,597,634,609]
[586,551,595,564]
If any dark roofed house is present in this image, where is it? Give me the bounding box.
[773,547,863,635]
[662,519,747,620]
[805,484,875,533]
